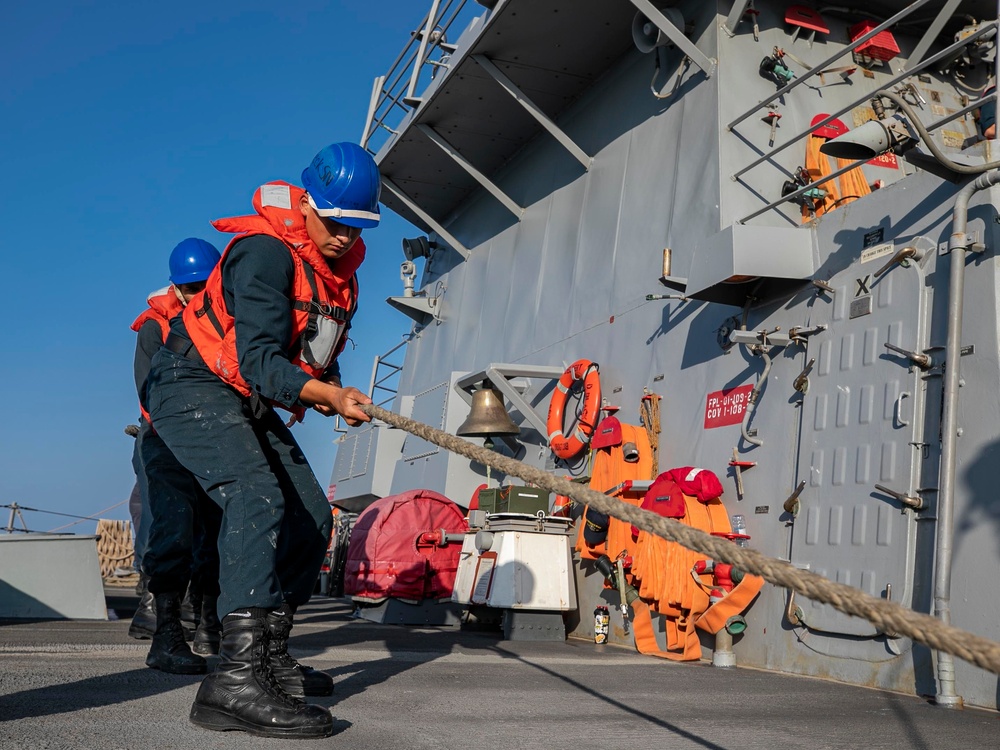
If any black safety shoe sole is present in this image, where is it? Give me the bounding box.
[278,679,335,697]
[189,705,334,738]
[128,622,154,640]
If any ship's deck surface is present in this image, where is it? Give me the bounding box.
[1,596,996,749]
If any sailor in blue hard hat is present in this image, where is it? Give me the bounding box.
[143,142,380,739]
[128,239,223,675]
[168,237,223,288]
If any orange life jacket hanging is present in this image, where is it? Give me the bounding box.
[802,114,871,222]
[183,181,363,411]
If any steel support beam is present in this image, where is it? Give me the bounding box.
[723,0,751,37]
[456,364,565,437]
[416,123,523,218]
[380,177,470,260]
[361,75,386,149]
[907,0,963,70]
[472,54,592,169]
[627,0,716,77]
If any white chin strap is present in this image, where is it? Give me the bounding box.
[307,193,379,223]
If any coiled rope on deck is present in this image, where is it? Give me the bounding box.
[360,402,1000,675]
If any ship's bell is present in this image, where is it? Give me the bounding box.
[456,380,520,438]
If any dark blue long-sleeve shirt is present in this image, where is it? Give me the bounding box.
[222,235,310,408]
[134,319,164,411]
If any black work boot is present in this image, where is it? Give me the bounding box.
[266,606,334,697]
[192,595,221,656]
[181,588,202,642]
[128,574,156,640]
[145,593,208,675]
[189,610,334,738]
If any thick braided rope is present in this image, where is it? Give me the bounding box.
[361,403,1000,675]
[639,394,660,480]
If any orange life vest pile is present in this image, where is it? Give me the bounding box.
[570,418,764,661]
[546,363,763,660]
[627,468,764,661]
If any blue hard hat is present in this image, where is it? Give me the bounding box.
[301,142,381,229]
[168,238,221,285]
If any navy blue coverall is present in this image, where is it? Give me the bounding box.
[134,317,222,597]
[145,235,339,619]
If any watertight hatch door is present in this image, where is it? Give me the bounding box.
[790,259,929,636]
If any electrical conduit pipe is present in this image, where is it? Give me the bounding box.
[935,169,1000,708]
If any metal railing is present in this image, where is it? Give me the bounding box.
[332,336,412,435]
[367,335,412,408]
[726,0,935,131]
[738,90,998,224]
[729,13,998,224]
[360,0,485,154]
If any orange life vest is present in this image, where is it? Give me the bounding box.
[131,286,185,340]
[183,181,364,412]
[131,287,185,422]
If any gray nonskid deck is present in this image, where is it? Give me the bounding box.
[0,598,995,750]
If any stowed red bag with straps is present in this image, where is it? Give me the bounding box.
[665,466,723,504]
[630,473,686,539]
[591,415,623,449]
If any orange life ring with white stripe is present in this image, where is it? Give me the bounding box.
[547,359,602,460]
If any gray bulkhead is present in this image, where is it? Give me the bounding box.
[334,1,1000,709]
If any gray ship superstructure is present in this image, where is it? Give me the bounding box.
[334,0,1000,711]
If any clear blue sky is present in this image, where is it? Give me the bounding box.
[0,1,438,533]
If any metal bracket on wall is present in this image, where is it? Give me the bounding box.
[730,327,792,348]
[939,230,986,256]
[386,293,442,326]
[455,364,565,437]
[628,0,717,77]
[729,448,756,500]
